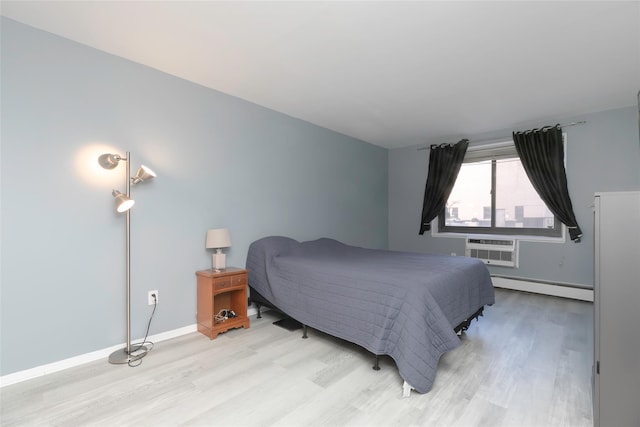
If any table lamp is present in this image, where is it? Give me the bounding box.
[206,228,231,270]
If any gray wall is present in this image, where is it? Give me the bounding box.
[389,106,640,287]
[0,18,388,376]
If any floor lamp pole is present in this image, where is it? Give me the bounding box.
[125,151,132,356]
[109,151,148,364]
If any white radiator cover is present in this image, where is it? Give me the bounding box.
[465,237,519,267]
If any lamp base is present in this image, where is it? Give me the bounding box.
[212,252,226,270]
[108,343,151,364]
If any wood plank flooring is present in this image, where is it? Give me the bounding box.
[0,289,594,426]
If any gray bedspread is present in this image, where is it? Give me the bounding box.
[246,236,495,393]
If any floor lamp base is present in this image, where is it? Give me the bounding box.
[108,343,151,364]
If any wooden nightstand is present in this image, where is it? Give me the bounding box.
[196,267,250,339]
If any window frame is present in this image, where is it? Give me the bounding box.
[434,137,566,241]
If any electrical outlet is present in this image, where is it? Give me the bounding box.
[148,290,158,305]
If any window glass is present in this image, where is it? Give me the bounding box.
[439,142,561,237]
[445,160,491,227]
[495,158,555,229]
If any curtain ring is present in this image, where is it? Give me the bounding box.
[430,143,452,150]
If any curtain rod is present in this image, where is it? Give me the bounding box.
[416,121,587,150]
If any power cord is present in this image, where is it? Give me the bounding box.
[128,293,157,367]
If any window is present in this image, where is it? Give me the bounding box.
[438,141,561,237]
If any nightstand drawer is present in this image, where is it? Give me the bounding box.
[231,274,247,286]
[213,277,232,290]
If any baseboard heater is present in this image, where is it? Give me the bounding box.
[491,275,593,302]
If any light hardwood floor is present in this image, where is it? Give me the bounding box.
[1,289,593,426]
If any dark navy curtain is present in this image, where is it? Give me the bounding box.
[419,139,469,235]
[513,125,583,242]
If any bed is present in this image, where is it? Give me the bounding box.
[246,236,495,395]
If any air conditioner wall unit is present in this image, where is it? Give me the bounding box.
[465,237,519,268]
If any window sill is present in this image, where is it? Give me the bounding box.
[430,222,567,244]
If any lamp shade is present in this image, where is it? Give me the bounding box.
[206,228,231,249]
[132,165,156,184]
[98,153,122,170]
[112,190,135,213]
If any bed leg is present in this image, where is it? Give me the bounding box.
[302,325,308,339]
[373,355,380,371]
[402,381,413,398]
[256,304,262,319]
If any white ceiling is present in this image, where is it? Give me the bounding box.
[2,1,639,149]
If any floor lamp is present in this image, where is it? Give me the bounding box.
[99,151,156,364]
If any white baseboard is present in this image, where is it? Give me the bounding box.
[492,276,593,302]
[1,305,261,388]
[0,324,196,388]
